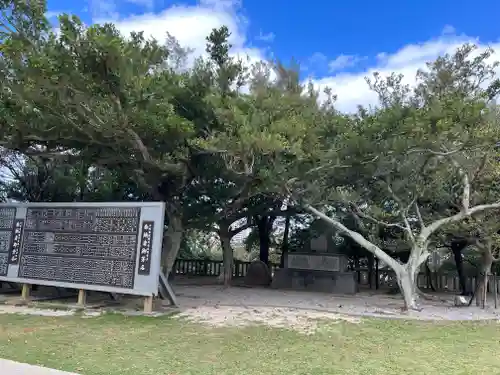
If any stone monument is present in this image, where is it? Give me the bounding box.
[244,260,272,286]
[271,233,358,294]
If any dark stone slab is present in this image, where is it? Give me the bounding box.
[285,252,349,272]
[18,206,141,288]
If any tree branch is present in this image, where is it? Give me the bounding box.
[350,203,407,231]
[407,147,463,157]
[419,202,500,242]
[385,182,416,243]
[472,154,488,182]
[222,179,254,218]
[229,221,253,236]
[414,202,425,229]
[303,204,404,272]
[450,157,470,211]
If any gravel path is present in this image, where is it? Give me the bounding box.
[0,359,79,375]
[172,285,500,321]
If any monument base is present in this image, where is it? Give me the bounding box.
[271,268,358,294]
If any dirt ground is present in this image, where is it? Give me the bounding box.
[172,284,500,321]
[1,281,500,334]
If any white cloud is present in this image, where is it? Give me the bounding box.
[328,54,363,72]
[92,0,265,67]
[87,3,499,114]
[256,31,275,42]
[45,11,63,19]
[442,24,456,35]
[309,52,327,64]
[311,34,500,113]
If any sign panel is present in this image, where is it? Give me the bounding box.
[0,202,165,297]
[286,253,341,272]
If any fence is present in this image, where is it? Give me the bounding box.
[173,259,280,278]
[174,258,498,293]
[357,268,499,293]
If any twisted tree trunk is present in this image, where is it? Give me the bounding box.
[451,239,469,295]
[219,223,233,287]
[161,212,183,276]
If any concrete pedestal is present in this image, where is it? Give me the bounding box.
[271,268,358,294]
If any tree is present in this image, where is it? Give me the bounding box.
[465,216,500,307]
[203,45,500,310]
[304,46,500,310]
[0,4,231,273]
[185,166,292,285]
[0,143,150,204]
[0,154,82,202]
[183,169,256,285]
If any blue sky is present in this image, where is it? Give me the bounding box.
[44,0,500,112]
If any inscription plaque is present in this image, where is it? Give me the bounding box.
[138,221,154,275]
[18,207,141,288]
[287,253,340,272]
[8,219,24,264]
[0,208,16,276]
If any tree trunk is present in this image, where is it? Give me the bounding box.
[257,216,273,265]
[397,266,419,310]
[400,244,431,310]
[219,224,233,287]
[280,211,291,268]
[305,205,423,308]
[476,256,493,307]
[368,254,375,289]
[451,239,468,295]
[424,260,436,292]
[354,257,361,283]
[161,213,183,276]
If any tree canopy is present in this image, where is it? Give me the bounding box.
[2,1,500,309]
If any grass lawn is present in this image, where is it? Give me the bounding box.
[0,313,499,375]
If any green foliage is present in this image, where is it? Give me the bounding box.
[1,157,82,202]
[0,5,214,208]
[203,44,500,258]
[3,1,500,273]
[178,230,217,259]
[0,153,146,203]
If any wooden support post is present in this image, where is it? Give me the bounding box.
[77,289,86,306]
[21,284,31,301]
[144,296,153,314]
